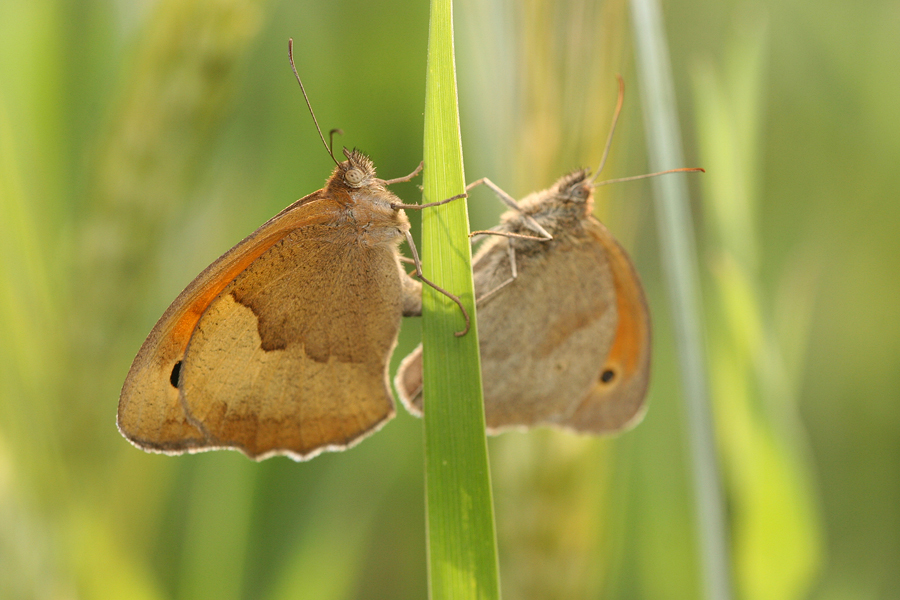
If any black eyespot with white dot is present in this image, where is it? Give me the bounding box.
[600,369,616,384]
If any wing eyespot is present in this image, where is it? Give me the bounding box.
[170,361,183,389]
[599,368,616,384]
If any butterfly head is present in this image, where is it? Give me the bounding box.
[337,148,378,189]
[550,169,595,216]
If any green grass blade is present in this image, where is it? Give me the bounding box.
[628,0,734,599]
[421,0,500,598]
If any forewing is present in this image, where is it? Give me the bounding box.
[395,233,619,432]
[178,224,404,460]
[563,217,651,433]
[117,194,335,454]
[474,235,618,431]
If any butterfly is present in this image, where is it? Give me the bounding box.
[117,40,467,461]
[395,76,702,434]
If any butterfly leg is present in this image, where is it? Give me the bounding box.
[383,162,424,185]
[465,177,523,211]
[402,230,471,336]
[476,241,518,305]
[391,192,467,210]
[399,260,424,317]
[401,255,420,279]
[465,177,552,240]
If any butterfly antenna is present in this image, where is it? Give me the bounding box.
[590,74,626,186]
[288,39,339,166]
[595,167,705,187]
[328,128,343,157]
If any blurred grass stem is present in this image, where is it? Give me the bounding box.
[629,0,733,598]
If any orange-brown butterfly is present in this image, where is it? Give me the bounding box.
[395,77,702,434]
[117,40,467,461]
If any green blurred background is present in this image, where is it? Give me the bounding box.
[1,0,898,598]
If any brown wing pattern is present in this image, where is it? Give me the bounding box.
[180,226,403,460]
[117,194,337,454]
[396,231,621,433]
[475,235,619,431]
[566,217,650,432]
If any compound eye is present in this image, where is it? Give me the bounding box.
[345,168,365,186]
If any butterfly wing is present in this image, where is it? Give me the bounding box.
[118,194,406,459]
[394,347,424,415]
[395,230,620,433]
[562,217,651,433]
[474,233,620,431]
[178,222,405,460]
